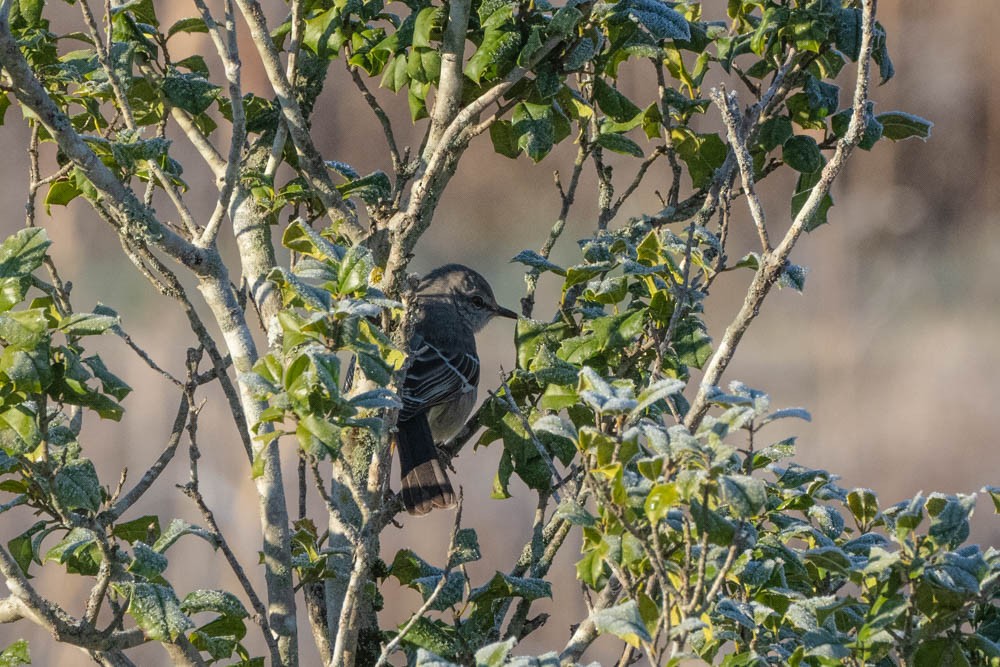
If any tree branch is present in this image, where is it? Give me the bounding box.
[232,0,365,243]
[684,0,879,431]
[425,0,471,152]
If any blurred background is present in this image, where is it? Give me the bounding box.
[0,1,997,664]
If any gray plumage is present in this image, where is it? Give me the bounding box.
[397,264,517,515]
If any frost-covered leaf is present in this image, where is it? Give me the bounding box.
[554,499,597,527]
[448,528,481,568]
[720,475,766,518]
[120,582,194,642]
[127,541,168,579]
[628,378,684,421]
[475,638,516,667]
[53,459,102,513]
[511,250,565,276]
[469,572,552,608]
[181,589,249,618]
[760,407,811,425]
[57,312,118,336]
[876,111,933,141]
[532,414,577,442]
[593,600,652,647]
[349,389,401,410]
[152,519,218,553]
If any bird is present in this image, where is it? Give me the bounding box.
[396,264,517,515]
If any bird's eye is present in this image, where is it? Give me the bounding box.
[471,295,486,308]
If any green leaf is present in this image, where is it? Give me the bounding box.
[802,546,851,575]
[489,120,521,159]
[337,171,391,206]
[912,638,971,667]
[468,572,552,609]
[593,600,652,648]
[181,589,249,619]
[548,5,583,38]
[0,639,30,667]
[779,263,807,292]
[613,0,690,42]
[554,499,596,527]
[672,129,726,188]
[791,168,833,232]
[846,488,879,528]
[112,515,161,544]
[53,459,102,513]
[121,582,194,642]
[673,316,712,369]
[57,312,118,336]
[644,483,678,524]
[595,132,644,158]
[403,620,460,660]
[337,244,374,295]
[756,115,793,152]
[448,528,482,568]
[593,78,641,123]
[167,17,208,38]
[0,308,48,347]
[510,250,565,276]
[475,638,516,667]
[719,474,766,517]
[464,9,520,84]
[162,71,219,115]
[410,6,438,48]
[127,541,168,579]
[984,485,1000,514]
[876,111,933,141]
[782,135,824,173]
[44,179,82,209]
[629,378,685,421]
[152,518,218,553]
[281,219,345,262]
[0,228,49,282]
[926,492,975,548]
[0,406,42,455]
[835,8,862,61]
[513,102,554,163]
[44,526,98,565]
[8,521,48,575]
[82,355,132,401]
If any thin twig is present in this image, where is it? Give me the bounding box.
[178,380,280,666]
[196,0,247,248]
[684,0,879,431]
[375,493,465,666]
[711,87,770,253]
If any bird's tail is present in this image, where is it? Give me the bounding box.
[396,415,457,515]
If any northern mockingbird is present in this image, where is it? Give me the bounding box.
[397,264,517,515]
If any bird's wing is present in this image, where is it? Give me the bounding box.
[400,336,480,421]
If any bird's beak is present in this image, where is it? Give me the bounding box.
[494,304,519,320]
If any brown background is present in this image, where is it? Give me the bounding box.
[0,1,997,664]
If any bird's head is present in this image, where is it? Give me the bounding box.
[417,264,517,332]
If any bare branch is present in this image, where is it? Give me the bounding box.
[711,87,770,253]
[425,0,471,152]
[101,391,190,524]
[232,0,365,243]
[684,0,879,431]
[196,0,247,248]
[179,385,281,666]
[522,143,588,318]
[78,0,201,238]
